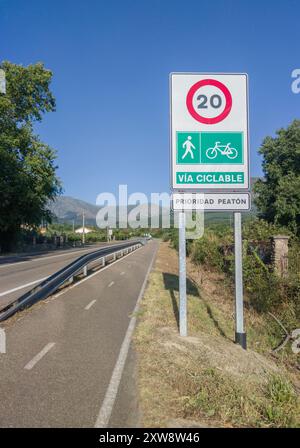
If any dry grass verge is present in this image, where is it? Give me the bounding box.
[134,242,300,428]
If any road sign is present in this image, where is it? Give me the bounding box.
[0,69,6,94]
[170,73,249,191]
[172,192,251,211]
[170,73,248,348]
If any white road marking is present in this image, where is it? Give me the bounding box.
[0,243,141,298]
[108,281,114,288]
[94,242,158,428]
[85,299,97,310]
[24,342,56,370]
[120,271,125,276]
[0,277,48,297]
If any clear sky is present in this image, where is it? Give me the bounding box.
[1,0,299,203]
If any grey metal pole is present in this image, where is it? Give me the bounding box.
[82,212,85,245]
[234,212,246,349]
[179,211,187,337]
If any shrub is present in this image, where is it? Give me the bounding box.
[191,233,224,271]
[242,248,282,312]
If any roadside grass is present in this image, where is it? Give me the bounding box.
[187,253,300,368]
[134,242,300,428]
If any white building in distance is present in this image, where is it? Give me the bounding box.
[75,226,93,234]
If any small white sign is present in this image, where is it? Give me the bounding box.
[0,69,6,94]
[170,73,249,191]
[172,192,251,211]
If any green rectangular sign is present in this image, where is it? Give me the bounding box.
[177,132,243,165]
[176,172,244,185]
[201,132,243,164]
[177,132,200,164]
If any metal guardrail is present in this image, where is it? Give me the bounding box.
[0,240,145,322]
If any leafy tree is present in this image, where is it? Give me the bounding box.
[254,120,300,236]
[0,61,61,252]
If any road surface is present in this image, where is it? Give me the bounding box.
[0,239,158,427]
[0,242,127,308]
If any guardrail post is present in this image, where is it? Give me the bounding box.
[83,265,87,276]
[102,257,105,267]
[69,276,74,284]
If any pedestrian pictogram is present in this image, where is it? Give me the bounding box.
[177,132,200,164]
[182,136,195,160]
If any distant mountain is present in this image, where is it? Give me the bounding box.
[48,196,100,225]
[49,178,260,226]
[48,196,166,226]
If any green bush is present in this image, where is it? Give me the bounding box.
[243,219,288,241]
[162,232,170,242]
[85,232,106,242]
[191,234,224,271]
[242,249,281,312]
[66,233,82,242]
[168,216,299,317]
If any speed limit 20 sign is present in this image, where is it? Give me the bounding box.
[170,73,249,191]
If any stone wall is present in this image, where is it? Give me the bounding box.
[272,235,289,277]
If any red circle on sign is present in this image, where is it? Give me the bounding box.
[186,79,232,124]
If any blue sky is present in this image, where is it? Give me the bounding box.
[1,0,299,203]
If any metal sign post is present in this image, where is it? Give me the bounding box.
[178,211,187,337]
[234,212,246,349]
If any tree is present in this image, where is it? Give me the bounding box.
[0,61,61,252]
[254,120,300,236]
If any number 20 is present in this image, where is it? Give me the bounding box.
[197,94,222,109]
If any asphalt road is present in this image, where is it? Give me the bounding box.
[0,239,158,427]
[0,242,127,307]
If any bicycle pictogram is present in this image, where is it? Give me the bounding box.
[206,141,238,160]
